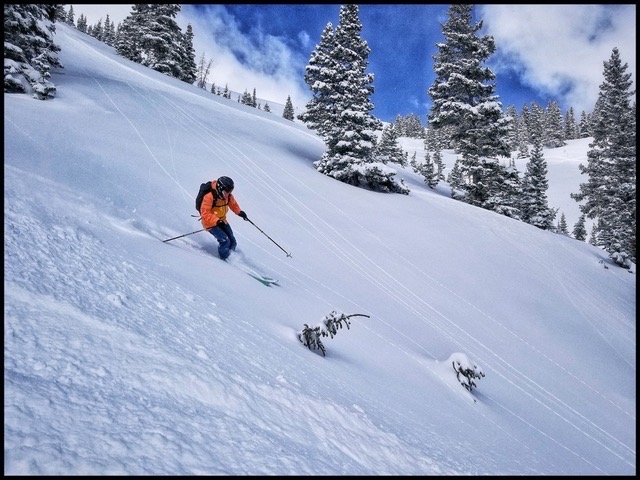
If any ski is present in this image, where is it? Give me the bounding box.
[246,272,279,287]
[224,250,279,286]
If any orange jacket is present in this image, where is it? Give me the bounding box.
[200,179,242,229]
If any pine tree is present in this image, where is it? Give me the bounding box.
[412,150,441,189]
[424,128,446,184]
[557,212,569,235]
[115,5,148,63]
[4,4,63,100]
[102,15,114,46]
[447,158,465,199]
[92,18,104,42]
[543,100,565,148]
[520,138,555,229]
[578,110,591,138]
[571,48,636,267]
[308,5,404,193]
[427,4,512,210]
[298,23,336,138]
[264,102,271,113]
[240,89,253,106]
[527,102,545,145]
[589,223,599,246]
[283,95,295,120]
[397,113,425,138]
[504,105,519,152]
[76,14,87,33]
[116,4,187,81]
[180,24,197,84]
[141,4,186,80]
[572,214,588,241]
[491,159,522,219]
[564,107,578,140]
[66,5,75,26]
[374,125,406,165]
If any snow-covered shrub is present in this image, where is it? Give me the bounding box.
[449,352,485,392]
[297,310,369,357]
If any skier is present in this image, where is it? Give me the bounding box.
[200,176,248,260]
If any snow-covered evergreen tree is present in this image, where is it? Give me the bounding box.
[447,158,465,199]
[504,105,519,152]
[578,110,591,138]
[65,5,75,26]
[283,95,295,120]
[527,102,545,145]
[298,22,336,139]
[240,89,253,106]
[319,4,382,168]
[571,47,636,268]
[427,4,512,211]
[76,14,87,33]
[543,100,565,148]
[572,214,587,241]
[557,212,569,235]
[304,5,404,193]
[412,150,442,189]
[264,102,271,113]
[116,4,188,82]
[395,113,425,138]
[52,5,65,22]
[141,5,186,80]
[374,124,406,165]
[482,159,522,220]
[424,128,446,183]
[4,4,63,100]
[564,107,578,140]
[103,15,117,47]
[115,5,148,64]
[180,23,197,84]
[520,138,555,229]
[91,18,104,42]
[589,223,599,246]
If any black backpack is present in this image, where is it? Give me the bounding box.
[195,181,217,212]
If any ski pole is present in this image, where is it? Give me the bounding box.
[245,218,292,258]
[162,227,210,243]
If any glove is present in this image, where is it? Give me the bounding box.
[238,211,248,221]
[216,219,225,228]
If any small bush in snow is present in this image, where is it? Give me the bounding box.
[449,352,485,392]
[297,310,369,356]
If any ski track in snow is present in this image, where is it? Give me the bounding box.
[118,87,637,469]
[6,26,634,474]
[83,73,636,471]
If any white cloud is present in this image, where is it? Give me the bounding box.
[69,5,311,111]
[178,5,310,111]
[480,4,636,113]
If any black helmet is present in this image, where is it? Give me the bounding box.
[216,176,234,195]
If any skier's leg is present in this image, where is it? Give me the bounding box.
[209,226,232,260]
[221,222,237,252]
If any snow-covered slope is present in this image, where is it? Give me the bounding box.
[4,24,636,475]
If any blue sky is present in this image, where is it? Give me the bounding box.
[71,4,636,123]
